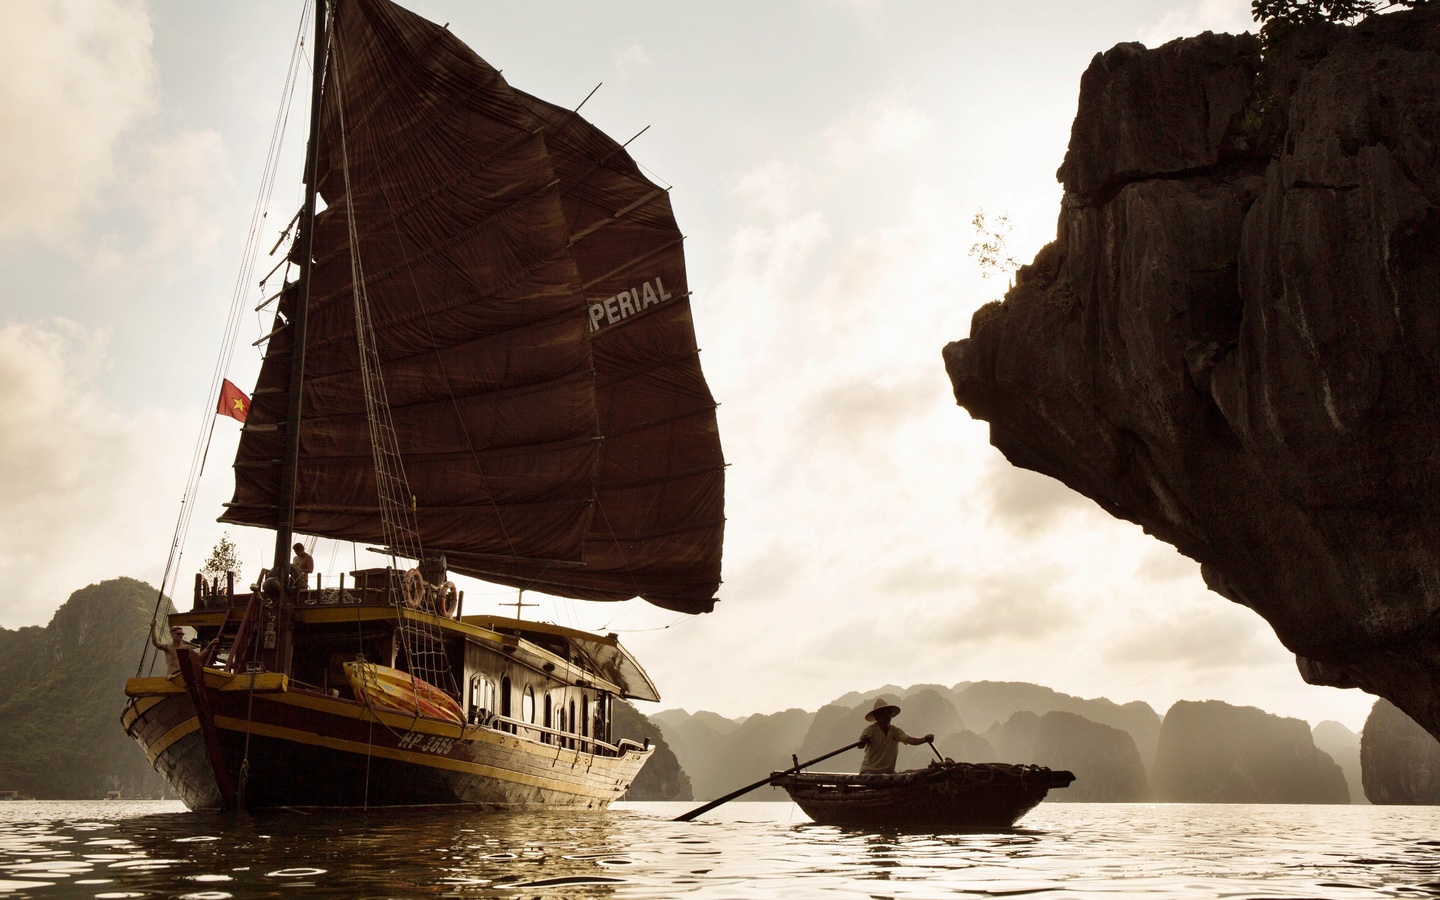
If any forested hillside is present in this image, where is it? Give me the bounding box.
[0,577,172,799]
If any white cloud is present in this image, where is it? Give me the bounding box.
[613,41,653,80]
[1139,0,1255,47]
[830,0,886,32]
[0,0,229,284]
[731,160,810,220]
[0,320,189,628]
[983,459,1093,534]
[823,96,937,173]
[90,128,231,282]
[883,562,1080,645]
[1135,544,1202,583]
[1104,603,1281,670]
[0,0,157,243]
[801,374,938,448]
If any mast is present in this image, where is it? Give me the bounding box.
[267,0,327,671]
[220,0,724,614]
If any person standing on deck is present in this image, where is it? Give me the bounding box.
[150,621,199,677]
[857,698,935,774]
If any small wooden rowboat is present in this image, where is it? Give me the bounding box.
[771,761,1075,830]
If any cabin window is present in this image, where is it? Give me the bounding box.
[522,686,535,724]
[568,699,577,748]
[595,695,607,744]
[468,675,493,725]
[543,694,553,744]
[581,695,590,739]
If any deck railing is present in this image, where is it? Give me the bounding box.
[194,568,460,618]
[481,713,645,756]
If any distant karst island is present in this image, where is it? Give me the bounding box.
[654,682,1385,804]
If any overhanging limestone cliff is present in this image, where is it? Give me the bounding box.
[944,10,1440,736]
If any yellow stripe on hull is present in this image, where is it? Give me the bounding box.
[123,688,640,803]
[145,718,201,766]
[209,715,615,798]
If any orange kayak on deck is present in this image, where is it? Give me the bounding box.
[343,662,464,724]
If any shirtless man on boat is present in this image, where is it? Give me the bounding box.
[857,698,935,774]
[150,621,200,677]
[289,542,314,590]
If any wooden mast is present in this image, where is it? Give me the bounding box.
[267,0,328,673]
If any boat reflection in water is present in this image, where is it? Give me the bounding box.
[111,806,639,895]
[5,801,1440,897]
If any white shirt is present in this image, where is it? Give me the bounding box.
[859,721,912,774]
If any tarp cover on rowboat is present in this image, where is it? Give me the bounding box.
[221,0,724,614]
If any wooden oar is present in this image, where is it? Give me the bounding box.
[673,740,862,822]
[927,740,944,762]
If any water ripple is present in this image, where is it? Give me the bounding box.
[0,801,1437,897]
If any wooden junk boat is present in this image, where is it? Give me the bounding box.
[772,762,1075,830]
[122,0,724,811]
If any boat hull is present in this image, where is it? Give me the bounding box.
[772,762,1074,831]
[122,672,651,810]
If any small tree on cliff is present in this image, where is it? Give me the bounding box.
[1252,0,1433,28]
[968,209,1019,280]
[202,533,240,582]
[1251,0,1433,55]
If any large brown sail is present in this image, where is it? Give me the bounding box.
[448,90,726,614]
[222,0,723,613]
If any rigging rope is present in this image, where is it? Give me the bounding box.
[332,41,422,567]
[137,1,314,674]
[331,19,457,703]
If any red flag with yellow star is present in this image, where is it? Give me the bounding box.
[217,379,250,423]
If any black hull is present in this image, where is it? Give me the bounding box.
[153,729,631,809]
[773,763,1075,831]
[123,674,650,811]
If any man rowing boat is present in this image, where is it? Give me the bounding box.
[857,697,935,774]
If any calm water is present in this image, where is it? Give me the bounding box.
[1,800,1439,898]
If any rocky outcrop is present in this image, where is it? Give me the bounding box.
[986,710,1043,762]
[935,729,998,763]
[0,625,44,708]
[0,578,172,799]
[1031,711,1149,802]
[1152,700,1348,802]
[952,681,1162,768]
[944,9,1440,736]
[614,700,692,801]
[796,688,964,773]
[657,707,815,801]
[1312,720,1367,803]
[1361,698,1440,803]
[983,710,1148,801]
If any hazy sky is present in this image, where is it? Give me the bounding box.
[0,0,1382,733]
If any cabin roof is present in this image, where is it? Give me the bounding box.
[168,607,661,702]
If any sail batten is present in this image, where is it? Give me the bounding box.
[224,0,723,612]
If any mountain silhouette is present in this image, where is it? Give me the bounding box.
[1152,700,1347,803]
[0,578,173,799]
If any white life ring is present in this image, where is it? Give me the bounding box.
[440,581,459,618]
[401,568,425,609]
